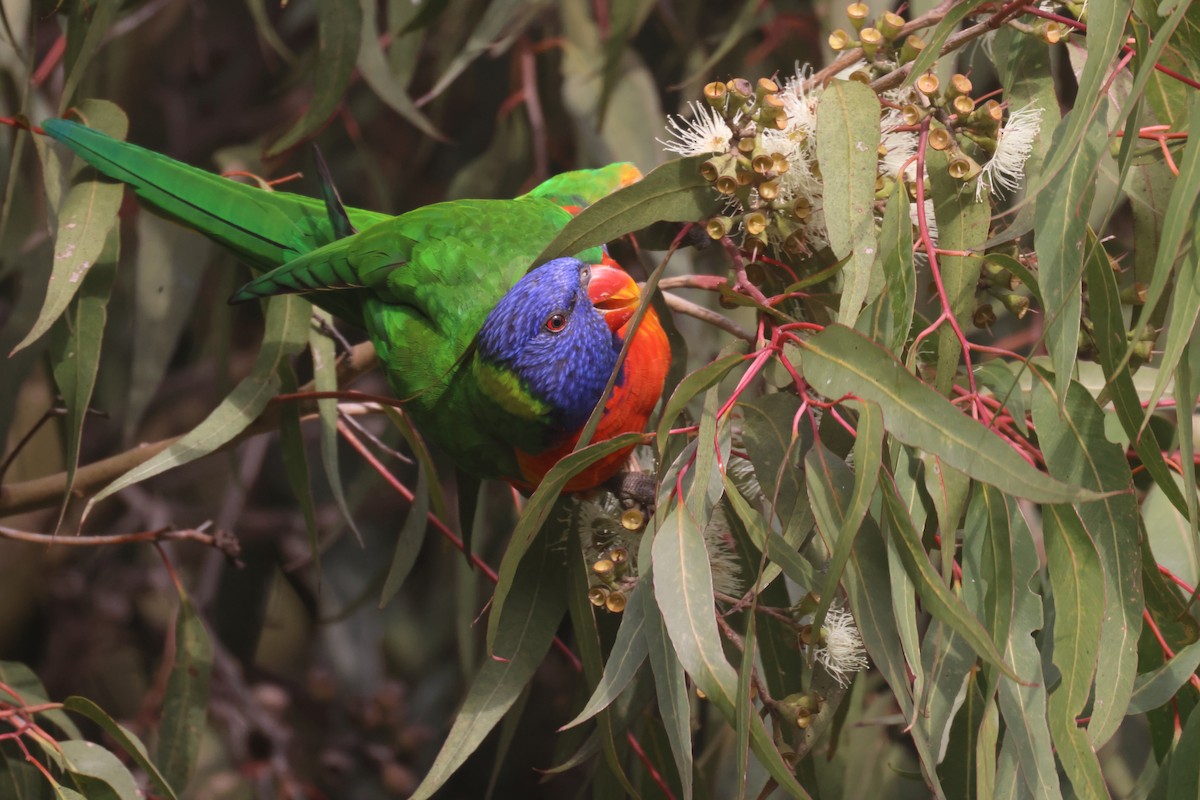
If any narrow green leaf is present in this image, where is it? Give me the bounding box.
[277,361,321,579]
[734,606,755,800]
[1040,504,1108,798]
[1141,97,1200,421]
[60,741,140,800]
[879,476,1020,682]
[536,155,719,266]
[48,233,115,530]
[1032,375,1143,746]
[13,100,126,354]
[378,456,430,606]
[651,506,810,798]
[834,486,946,797]
[927,149,990,394]
[816,80,881,326]
[975,361,1028,436]
[0,662,81,740]
[722,473,817,591]
[84,294,311,515]
[267,0,362,156]
[125,213,207,441]
[155,594,213,791]
[915,620,975,762]
[799,324,1096,504]
[563,526,637,797]
[356,0,441,140]
[410,530,566,800]
[739,391,808,534]
[656,350,746,457]
[561,585,648,730]
[416,0,550,106]
[963,487,1062,800]
[1082,228,1185,513]
[63,697,177,800]
[485,432,643,649]
[1129,637,1200,713]
[1035,114,1106,400]
[310,309,364,542]
[639,542,693,800]
[858,187,915,353]
[61,2,123,108]
[1034,0,1126,187]
[811,400,882,634]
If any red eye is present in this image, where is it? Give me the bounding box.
[545,312,568,332]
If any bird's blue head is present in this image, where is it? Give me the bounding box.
[476,257,621,432]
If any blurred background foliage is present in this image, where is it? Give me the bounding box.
[2,0,1200,798]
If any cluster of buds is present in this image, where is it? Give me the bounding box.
[829,4,925,68]
[779,691,825,730]
[685,74,826,257]
[973,257,1031,328]
[588,545,636,614]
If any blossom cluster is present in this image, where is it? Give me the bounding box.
[658,61,1042,265]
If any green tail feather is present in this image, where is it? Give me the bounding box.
[43,118,390,324]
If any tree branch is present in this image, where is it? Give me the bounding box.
[0,341,379,518]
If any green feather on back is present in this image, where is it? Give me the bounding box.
[41,117,638,478]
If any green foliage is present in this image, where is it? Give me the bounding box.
[2,0,1200,798]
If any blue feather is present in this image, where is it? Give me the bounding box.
[476,258,621,431]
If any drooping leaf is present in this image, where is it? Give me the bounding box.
[963,486,1062,799]
[1032,374,1143,746]
[650,505,810,798]
[1035,114,1107,401]
[155,593,213,791]
[410,528,567,800]
[1140,97,1200,421]
[638,535,693,800]
[1040,504,1107,798]
[561,584,648,730]
[799,324,1095,504]
[484,433,643,650]
[84,294,312,516]
[816,80,881,326]
[63,697,177,800]
[59,741,140,800]
[13,100,127,354]
[267,0,362,156]
[536,155,718,266]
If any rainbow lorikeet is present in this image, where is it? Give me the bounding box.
[42,119,670,493]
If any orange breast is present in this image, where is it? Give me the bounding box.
[514,303,670,491]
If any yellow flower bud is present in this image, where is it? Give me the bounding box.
[588,587,609,607]
[828,28,853,51]
[706,216,733,239]
[605,591,627,613]
[703,81,727,108]
[847,2,869,30]
[620,508,646,530]
[928,127,953,151]
[744,211,769,236]
[878,11,905,39]
[899,34,926,64]
[860,27,883,59]
[916,71,940,97]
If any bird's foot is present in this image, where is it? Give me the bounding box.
[605,470,657,515]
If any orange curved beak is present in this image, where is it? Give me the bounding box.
[588,264,640,332]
